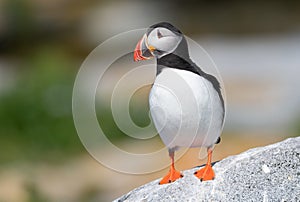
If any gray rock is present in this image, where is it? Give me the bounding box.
[114,137,300,202]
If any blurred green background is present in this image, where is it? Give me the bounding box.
[0,0,300,201]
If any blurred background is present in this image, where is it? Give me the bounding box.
[1,0,300,201]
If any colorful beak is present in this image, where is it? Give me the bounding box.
[133,34,155,61]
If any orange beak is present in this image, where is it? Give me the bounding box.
[133,34,155,61]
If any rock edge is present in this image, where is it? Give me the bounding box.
[115,137,300,202]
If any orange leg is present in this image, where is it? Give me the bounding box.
[194,148,215,181]
[159,149,183,185]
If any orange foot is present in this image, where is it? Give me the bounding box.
[194,164,215,181]
[159,168,183,185]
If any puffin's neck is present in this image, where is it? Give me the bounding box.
[156,53,203,76]
[156,37,204,76]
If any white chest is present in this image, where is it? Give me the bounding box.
[149,68,224,148]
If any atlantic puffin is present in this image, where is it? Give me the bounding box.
[133,22,225,184]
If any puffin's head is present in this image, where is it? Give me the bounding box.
[134,22,183,61]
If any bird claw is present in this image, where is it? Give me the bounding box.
[194,164,215,181]
[159,169,183,185]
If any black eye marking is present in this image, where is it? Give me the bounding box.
[157,29,163,39]
[153,49,164,55]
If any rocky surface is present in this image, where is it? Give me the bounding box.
[115,137,300,202]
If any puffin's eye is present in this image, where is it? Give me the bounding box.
[157,30,163,39]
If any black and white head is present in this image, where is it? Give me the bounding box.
[134,22,186,61]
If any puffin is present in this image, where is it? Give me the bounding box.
[133,22,225,184]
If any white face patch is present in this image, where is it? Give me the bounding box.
[147,27,182,57]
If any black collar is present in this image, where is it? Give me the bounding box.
[156,52,225,114]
